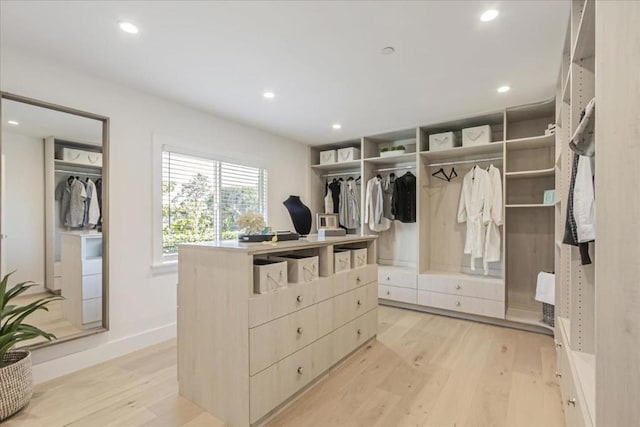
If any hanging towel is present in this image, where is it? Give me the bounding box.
[535,272,555,305]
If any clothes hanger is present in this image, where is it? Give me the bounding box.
[432,168,450,182]
[448,167,458,181]
[376,174,382,179]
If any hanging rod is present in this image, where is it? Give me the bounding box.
[427,156,503,168]
[55,169,102,177]
[322,170,360,178]
[373,165,416,173]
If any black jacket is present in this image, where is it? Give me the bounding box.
[391,172,416,223]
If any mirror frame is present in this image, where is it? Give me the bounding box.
[0,91,110,348]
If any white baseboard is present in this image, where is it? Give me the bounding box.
[32,322,177,384]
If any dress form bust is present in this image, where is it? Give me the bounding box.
[283,195,312,236]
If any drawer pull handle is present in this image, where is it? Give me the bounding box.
[297,367,304,375]
[455,301,461,307]
[386,291,390,296]
[297,327,303,335]
[567,398,576,407]
[357,300,362,306]
[555,342,562,348]
[386,276,390,281]
[456,284,461,290]
[356,277,361,283]
[555,372,562,379]
[296,295,303,303]
[357,329,361,335]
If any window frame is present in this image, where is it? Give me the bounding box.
[151,134,268,274]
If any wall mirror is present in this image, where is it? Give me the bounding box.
[0,92,109,349]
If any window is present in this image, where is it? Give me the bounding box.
[162,150,268,258]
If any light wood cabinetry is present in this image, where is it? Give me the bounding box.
[310,101,556,334]
[178,236,378,427]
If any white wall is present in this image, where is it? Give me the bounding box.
[1,131,45,293]
[0,48,310,382]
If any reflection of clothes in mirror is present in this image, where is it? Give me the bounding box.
[68,178,87,227]
[84,179,101,227]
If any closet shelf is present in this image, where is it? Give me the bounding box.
[54,159,102,170]
[505,168,555,179]
[505,307,554,332]
[505,134,555,151]
[363,153,416,164]
[311,160,360,171]
[571,0,595,62]
[419,142,504,162]
[506,204,555,208]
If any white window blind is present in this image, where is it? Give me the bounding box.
[162,150,268,257]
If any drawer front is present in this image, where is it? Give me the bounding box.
[249,277,332,328]
[333,282,377,329]
[417,274,504,301]
[333,309,377,364]
[378,267,417,289]
[82,274,102,300]
[417,290,504,319]
[82,298,102,324]
[250,341,314,423]
[334,252,351,273]
[250,303,320,375]
[334,264,377,296]
[82,258,102,275]
[378,284,417,304]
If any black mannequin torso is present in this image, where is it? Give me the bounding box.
[283,195,312,236]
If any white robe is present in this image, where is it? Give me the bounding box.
[457,166,491,271]
[365,177,391,232]
[483,165,503,274]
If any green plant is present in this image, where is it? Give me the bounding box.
[0,273,61,365]
[380,147,389,153]
[396,145,406,151]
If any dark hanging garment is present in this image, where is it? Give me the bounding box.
[563,154,592,265]
[391,172,416,223]
[329,180,341,214]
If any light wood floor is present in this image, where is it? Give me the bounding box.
[5,306,565,427]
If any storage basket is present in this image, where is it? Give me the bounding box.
[0,351,33,421]
[542,302,555,327]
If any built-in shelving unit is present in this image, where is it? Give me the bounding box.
[310,159,360,171]
[506,204,555,209]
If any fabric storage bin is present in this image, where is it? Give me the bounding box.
[319,150,337,165]
[269,254,319,284]
[337,147,360,162]
[334,250,351,273]
[428,132,458,151]
[462,125,492,147]
[349,248,367,268]
[254,259,288,294]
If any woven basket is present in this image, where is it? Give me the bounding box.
[0,351,33,421]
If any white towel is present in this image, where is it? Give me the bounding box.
[535,272,555,305]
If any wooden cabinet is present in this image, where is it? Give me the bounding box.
[178,236,377,427]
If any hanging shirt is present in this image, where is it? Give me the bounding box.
[95,178,103,226]
[573,156,595,243]
[324,181,334,214]
[365,177,391,232]
[84,179,101,227]
[68,178,87,227]
[391,172,416,223]
[55,179,72,227]
[339,180,360,229]
[457,166,491,271]
[483,165,503,275]
[382,173,395,220]
[329,180,341,214]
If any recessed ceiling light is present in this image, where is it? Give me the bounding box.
[263,91,275,99]
[7,120,19,125]
[480,9,499,22]
[332,124,342,130]
[119,22,139,34]
[497,85,511,93]
[381,46,395,55]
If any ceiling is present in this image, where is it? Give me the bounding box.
[0,1,569,145]
[2,98,103,145]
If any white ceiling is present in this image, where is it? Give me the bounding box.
[0,1,569,145]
